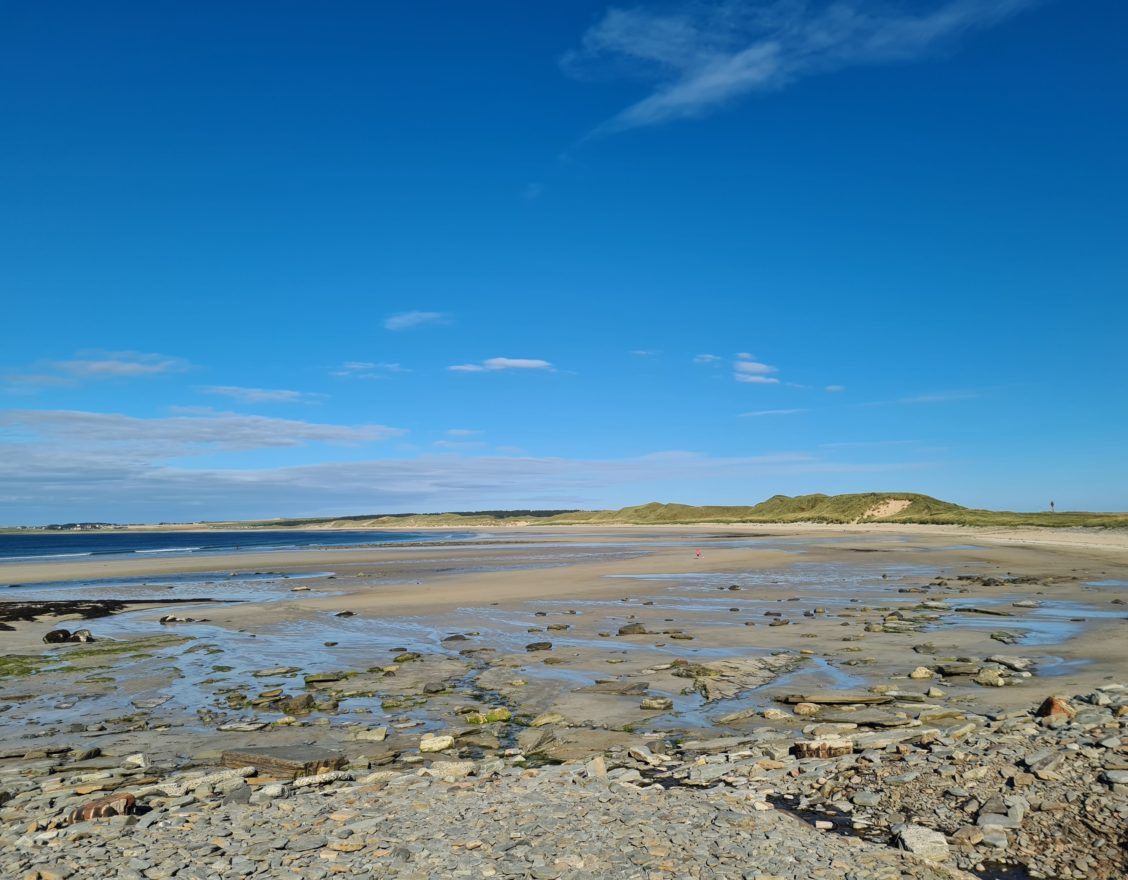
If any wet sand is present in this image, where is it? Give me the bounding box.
[2,524,1126,765]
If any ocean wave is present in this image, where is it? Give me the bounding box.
[134,547,202,554]
[4,552,94,561]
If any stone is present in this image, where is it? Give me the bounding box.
[423,760,475,779]
[221,746,345,779]
[42,629,73,644]
[353,726,388,742]
[777,693,893,705]
[1035,695,1076,719]
[896,825,949,862]
[525,642,552,652]
[617,623,649,636]
[793,703,819,716]
[64,793,136,825]
[253,666,299,677]
[640,697,673,711]
[950,825,983,846]
[792,738,853,759]
[277,693,315,715]
[419,734,454,753]
[291,770,351,788]
[974,668,1006,687]
[908,667,933,679]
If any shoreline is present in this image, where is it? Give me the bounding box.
[4,523,1127,587]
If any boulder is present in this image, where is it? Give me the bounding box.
[1035,695,1076,719]
[419,734,454,753]
[896,825,950,862]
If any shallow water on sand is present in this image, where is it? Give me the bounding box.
[2,544,1120,744]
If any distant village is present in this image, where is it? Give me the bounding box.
[12,522,127,531]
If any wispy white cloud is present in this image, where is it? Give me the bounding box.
[383,311,451,331]
[447,428,484,437]
[564,0,1036,134]
[741,408,805,417]
[734,353,779,384]
[51,350,191,378]
[0,409,403,457]
[201,386,324,404]
[331,361,407,379]
[734,359,777,375]
[4,350,190,392]
[825,384,846,393]
[433,439,488,450]
[693,353,722,364]
[449,357,554,373]
[735,375,781,385]
[631,349,660,357]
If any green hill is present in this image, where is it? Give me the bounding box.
[543,493,965,525]
[161,493,1128,531]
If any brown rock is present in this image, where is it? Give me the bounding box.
[1035,695,1076,719]
[792,739,853,758]
[64,793,136,825]
[221,746,345,779]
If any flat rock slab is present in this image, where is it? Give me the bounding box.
[221,746,345,779]
[680,735,755,753]
[776,693,894,705]
[817,709,914,728]
[575,680,649,695]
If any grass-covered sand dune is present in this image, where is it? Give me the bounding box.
[208,492,1128,530]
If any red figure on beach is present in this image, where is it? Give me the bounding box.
[695,549,702,558]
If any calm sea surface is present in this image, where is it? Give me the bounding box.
[0,529,477,563]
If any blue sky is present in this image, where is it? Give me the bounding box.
[1,0,1125,523]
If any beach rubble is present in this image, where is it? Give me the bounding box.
[0,686,1123,879]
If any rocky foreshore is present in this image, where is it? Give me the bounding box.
[2,686,1124,880]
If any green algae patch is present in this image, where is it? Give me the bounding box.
[0,655,49,678]
[465,707,512,725]
[61,634,192,660]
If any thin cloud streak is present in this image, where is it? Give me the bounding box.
[565,0,1037,134]
[201,386,324,404]
[52,350,190,378]
[449,358,554,373]
[383,311,451,331]
[331,362,407,379]
[4,350,190,390]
